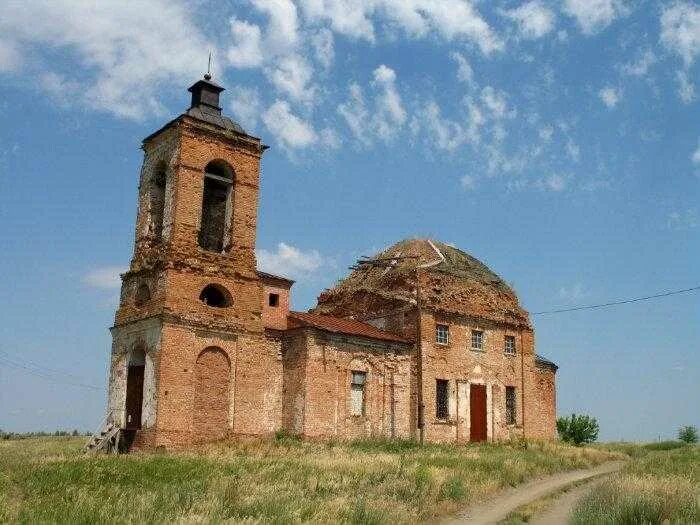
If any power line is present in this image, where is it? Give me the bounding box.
[531,285,700,316]
[0,352,102,391]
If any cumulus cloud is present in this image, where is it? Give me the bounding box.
[692,139,700,166]
[256,242,326,279]
[262,100,317,149]
[504,1,556,40]
[667,209,698,230]
[676,70,696,103]
[460,174,477,190]
[265,54,316,103]
[660,1,700,67]
[299,0,503,54]
[311,28,335,69]
[228,18,264,68]
[83,266,127,289]
[620,50,656,76]
[599,86,622,108]
[0,1,211,119]
[562,0,626,34]
[338,65,406,143]
[421,101,469,151]
[229,87,262,131]
[450,52,475,85]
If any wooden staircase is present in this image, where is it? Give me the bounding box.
[84,414,121,454]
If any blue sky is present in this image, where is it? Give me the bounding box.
[0,0,698,441]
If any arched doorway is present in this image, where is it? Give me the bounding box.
[194,347,231,442]
[125,346,146,429]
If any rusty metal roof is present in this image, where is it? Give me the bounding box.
[287,311,411,344]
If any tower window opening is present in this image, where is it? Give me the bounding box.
[199,284,231,308]
[268,293,279,307]
[198,161,233,252]
[150,164,167,240]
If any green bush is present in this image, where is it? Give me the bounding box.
[557,414,599,445]
[678,425,698,444]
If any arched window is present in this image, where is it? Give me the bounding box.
[198,160,233,252]
[134,283,151,306]
[199,284,231,308]
[149,162,167,241]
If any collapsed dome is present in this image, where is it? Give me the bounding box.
[315,238,530,327]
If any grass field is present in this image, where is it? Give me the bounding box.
[572,442,700,524]
[0,436,619,524]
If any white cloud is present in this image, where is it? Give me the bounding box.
[228,18,264,68]
[667,209,698,230]
[599,86,621,108]
[83,266,127,289]
[256,242,325,279]
[251,0,300,52]
[311,28,335,68]
[0,39,20,72]
[265,54,316,103]
[566,139,581,162]
[450,52,474,85]
[422,101,469,151]
[299,0,503,54]
[660,1,700,67]
[558,283,588,302]
[539,125,554,142]
[460,174,476,190]
[562,0,626,34]
[262,100,317,149]
[676,70,696,104]
[0,1,211,119]
[338,65,406,143]
[504,1,556,40]
[229,87,261,131]
[620,50,656,76]
[541,173,567,191]
[692,139,700,165]
[480,86,513,119]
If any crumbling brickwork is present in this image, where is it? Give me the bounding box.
[104,78,556,450]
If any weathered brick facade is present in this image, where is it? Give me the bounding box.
[105,78,557,449]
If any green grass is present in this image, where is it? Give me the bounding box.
[0,436,620,524]
[572,445,699,524]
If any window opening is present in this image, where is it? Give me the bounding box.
[436,379,449,420]
[435,324,449,345]
[471,330,484,351]
[268,293,280,307]
[199,284,230,308]
[506,386,517,425]
[350,371,366,416]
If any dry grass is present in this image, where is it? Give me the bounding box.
[0,436,620,524]
[572,445,699,524]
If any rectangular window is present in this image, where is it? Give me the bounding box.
[436,324,449,345]
[504,335,516,355]
[350,371,366,416]
[268,293,279,307]
[506,386,516,425]
[436,379,449,420]
[471,330,484,351]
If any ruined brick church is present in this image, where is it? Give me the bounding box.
[104,75,557,450]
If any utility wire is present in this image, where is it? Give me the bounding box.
[531,285,700,315]
[0,352,102,391]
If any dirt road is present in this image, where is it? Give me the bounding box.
[443,460,625,525]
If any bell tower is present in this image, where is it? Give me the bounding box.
[106,75,282,449]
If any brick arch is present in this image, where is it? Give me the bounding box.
[193,347,231,443]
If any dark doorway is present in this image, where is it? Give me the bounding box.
[125,349,145,430]
[470,383,487,442]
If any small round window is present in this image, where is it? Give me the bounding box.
[199,284,231,308]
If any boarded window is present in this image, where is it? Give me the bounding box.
[506,386,516,425]
[471,330,484,351]
[150,164,166,240]
[504,335,516,355]
[198,161,233,252]
[435,324,449,345]
[436,379,449,420]
[350,371,366,416]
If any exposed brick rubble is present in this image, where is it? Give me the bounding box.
[104,77,557,450]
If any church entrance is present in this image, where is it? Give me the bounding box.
[470,383,487,442]
[125,347,145,429]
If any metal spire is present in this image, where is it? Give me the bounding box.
[204,51,212,81]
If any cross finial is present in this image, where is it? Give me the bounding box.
[204,51,212,81]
